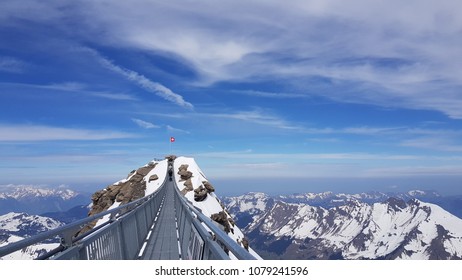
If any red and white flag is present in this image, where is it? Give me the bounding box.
[170,137,175,143]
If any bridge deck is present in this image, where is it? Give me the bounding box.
[141,179,181,260]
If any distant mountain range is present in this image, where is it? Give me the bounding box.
[0,186,91,259]
[223,190,462,260]
[0,185,90,216]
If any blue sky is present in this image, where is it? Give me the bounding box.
[1,0,462,195]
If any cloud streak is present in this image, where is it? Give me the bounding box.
[83,48,193,109]
[41,82,139,101]
[0,124,135,141]
[197,109,303,131]
[1,82,138,101]
[233,90,309,99]
[166,125,190,134]
[0,56,27,73]
[131,118,159,129]
[195,151,425,161]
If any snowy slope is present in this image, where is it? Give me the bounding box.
[224,192,275,232]
[0,212,64,235]
[0,234,59,260]
[173,156,262,259]
[0,212,63,260]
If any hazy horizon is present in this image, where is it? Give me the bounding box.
[2,170,461,197]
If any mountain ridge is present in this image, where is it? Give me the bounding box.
[0,185,90,215]
[224,191,462,260]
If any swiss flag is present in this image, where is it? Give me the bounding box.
[170,137,175,143]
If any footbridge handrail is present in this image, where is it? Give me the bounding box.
[172,179,257,260]
[0,176,167,259]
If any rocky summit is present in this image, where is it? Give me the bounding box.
[81,156,258,259]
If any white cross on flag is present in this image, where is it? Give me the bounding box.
[170,137,175,143]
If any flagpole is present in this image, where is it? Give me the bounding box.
[169,136,175,155]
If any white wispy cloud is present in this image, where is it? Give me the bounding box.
[166,125,190,134]
[195,151,425,161]
[62,1,462,118]
[142,112,188,119]
[340,126,407,135]
[42,82,138,101]
[198,109,303,130]
[0,0,462,122]
[307,138,341,143]
[2,82,138,101]
[131,118,159,129]
[89,92,137,101]
[0,56,27,73]
[0,124,136,141]
[41,82,86,91]
[192,110,462,144]
[0,0,66,22]
[195,150,462,179]
[4,1,461,117]
[400,137,462,152]
[81,47,193,109]
[232,90,309,99]
[363,165,462,177]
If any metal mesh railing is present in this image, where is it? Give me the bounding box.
[172,179,256,260]
[0,178,166,260]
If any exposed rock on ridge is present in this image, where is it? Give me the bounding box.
[173,156,258,258]
[82,162,158,233]
[177,164,216,201]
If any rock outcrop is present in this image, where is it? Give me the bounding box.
[149,174,159,182]
[241,237,249,251]
[181,178,194,195]
[194,186,208,202]
[178,164,195,195]
[202,181,215,193]
[211,211,234,234]
[165,155,177,161]
[178,164,193,181]
[80,162,157,234]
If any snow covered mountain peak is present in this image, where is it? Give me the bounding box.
[0,212,64,235]
[0,185,90,216]
[1,185,78,200]
[172,156,261,259]
[86,156,261,259]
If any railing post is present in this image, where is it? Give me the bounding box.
[117,220,126,259]
[171,177,256,260]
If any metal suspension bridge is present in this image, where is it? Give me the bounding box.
[0,159,256,260]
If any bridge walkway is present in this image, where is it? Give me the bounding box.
[140,178,181,260]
